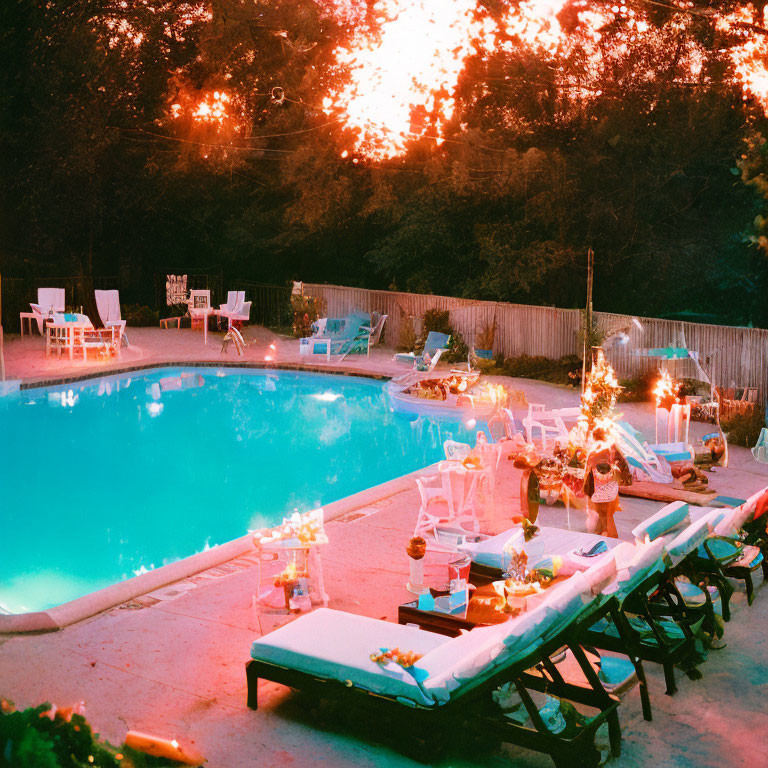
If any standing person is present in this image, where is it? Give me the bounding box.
[583,460,620,537]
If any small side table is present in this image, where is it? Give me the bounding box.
[20,312,38,337]
[160,316,181,330]
[398,583,508,637]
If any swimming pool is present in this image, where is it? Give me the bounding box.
[0,367,479,614]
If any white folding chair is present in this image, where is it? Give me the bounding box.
[443,439,471,461]
[413,476,450,537]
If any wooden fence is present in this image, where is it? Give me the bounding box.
[303,283,768,393]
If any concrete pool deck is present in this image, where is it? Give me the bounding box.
[2,326,768,767]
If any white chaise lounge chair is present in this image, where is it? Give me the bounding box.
[246,571,621,766]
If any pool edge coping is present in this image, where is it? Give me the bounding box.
[11,359,393,391]
[1,363,432,634]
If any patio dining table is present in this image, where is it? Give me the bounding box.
[45,315,93,360]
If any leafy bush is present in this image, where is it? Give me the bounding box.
[722,408,766,448]
[291,295,324,338]
[500,354,581,385]
[397,314,417,351]
[416,308,468,363]
[122,304,159,326]
[619,371,657,402]
[576,309,605,356]
[166,302,188,318]
[619,373,709,403]
[0,700,194,767]
[475,321,495,351]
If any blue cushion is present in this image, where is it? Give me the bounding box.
[666,511,725,562]
[653,450,692,463]
[599,656,636,689]
[424,332,450,355]
[711,496,747,509]
[699,537,740,563]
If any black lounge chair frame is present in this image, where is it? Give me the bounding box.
[580,569,697,706]
[247,601,621,768]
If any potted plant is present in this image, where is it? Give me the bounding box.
[475,320,496,362]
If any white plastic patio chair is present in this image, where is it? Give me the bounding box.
[218,291,246,328]
[188,290,211,330]
[753,427,768,464]
[487,407,519,443]
[413,476,451,538]
[30,287,65,334]
[219,290,245,315]
[523,405,578,451]
[362,313,388,346]
[443,439,471,461]
[226,300,251,330]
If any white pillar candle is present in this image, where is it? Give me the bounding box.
[407,557,428,594]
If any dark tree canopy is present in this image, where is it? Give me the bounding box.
[2,0,768,324]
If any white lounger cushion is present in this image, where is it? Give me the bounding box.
[459,528,525,568]
[422,574,594,703]
[715,486,767,535]
[459,527,615,571]
[420,622,522,702]
[251,578,597,708]
[632,502,690,543]
[666,510,726,565]
[607,538,666,596]
[250,608,448,707]
[582,555,618,594]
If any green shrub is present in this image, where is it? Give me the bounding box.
[576,309,605,355]
[619,373,709,404]
[619,371,657,403]
[500,354,581,385]
[722,408,766,448]
[397,315,417,351]
[416,308,468,363]
[0,700,194,767]
[122,304,159,326]
[291,295,324,338]
[166,302,188,318]
[475,321,495,351]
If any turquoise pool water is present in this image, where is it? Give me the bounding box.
[0,367,478,614]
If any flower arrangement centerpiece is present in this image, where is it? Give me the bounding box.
[494,542,561,612]
[253,509,328,548]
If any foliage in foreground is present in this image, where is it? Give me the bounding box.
[0,700,197,768]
